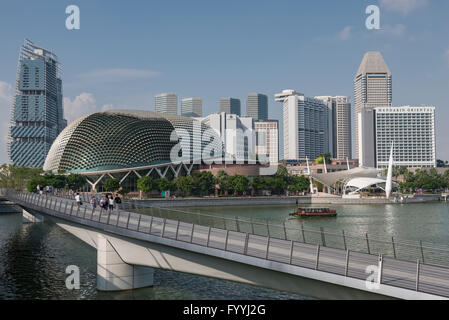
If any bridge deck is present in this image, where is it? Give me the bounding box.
[6,191,449,299]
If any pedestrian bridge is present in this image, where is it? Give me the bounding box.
[4,190,449,300]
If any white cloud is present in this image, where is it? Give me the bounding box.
[101,104,114,112]
[381,24,406,36]
[380,0,429,15]
[63,93,98,123]
[338,26,352,40]
[0,81,13,163]
[76,68,159,84]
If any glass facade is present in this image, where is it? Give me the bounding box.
[43,110,222,174]
[8,39,67,168]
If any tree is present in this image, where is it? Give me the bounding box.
[192,171,215,195]
[137,176,155,193]
[66,174,86,191]
[214,170,230,195]
[315,153,331,164]
[103,178,120,192]
[176,176,194,196]
[0,164,43,190]
[156,178,170,192]
[228,175,249,196]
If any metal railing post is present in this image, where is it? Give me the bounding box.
[64,202,68,214]
[190,224,195,243]
[161,218,166,237]
[283,221,287,240]
[366,233,371,254]
[378,255,383,285]
[392,236,397,259]
[149,216,154,234]
[70,203,74,216]
[415,259,420,291]
[206,226,211,247]
[175,220,180,240]
[224,230,229,251]
[301,223,306,243]
[116,211,121,227]
[342,230,347,251]
[244,233,249,255]
[344,250,350,276]
[289,240,294,264]
[315,244,321,270]
[250,219,254,235]
[265,236,270,260]
[83,207,87,219]
[235,217,240,232]
[136,215,142,231]
[223,217,226,230]
[266,220,270,237]
[126,213,131,229]
[420,241,425,263]
[320,227,326,247]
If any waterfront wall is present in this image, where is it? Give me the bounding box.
[133,195,441,208]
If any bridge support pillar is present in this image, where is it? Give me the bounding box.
[22,209,44,223]
[97,234,154,291]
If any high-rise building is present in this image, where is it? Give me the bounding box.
[219,97,241,116]
[275,90,329,160]
[358,106,436,168]
[358,107,376,167]
[155,93,177,115]
[354,51,392,159]
[181,97,202,117]
[8,39,67,168]
[199,112,255,162]
[246,93,268,120]
[375,106,436,168]
[255,120,279,164]
[315,96,352,160]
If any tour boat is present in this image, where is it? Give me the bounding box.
[289,207,337,217]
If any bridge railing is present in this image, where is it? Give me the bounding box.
[116,201,449,269]
[7,190,449,298]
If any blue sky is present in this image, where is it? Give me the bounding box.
[0,0,448,163]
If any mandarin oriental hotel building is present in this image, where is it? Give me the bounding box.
[375,106,436,168]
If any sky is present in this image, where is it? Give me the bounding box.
[0,0,448,163]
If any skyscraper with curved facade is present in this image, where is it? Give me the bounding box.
[8,39,67,168]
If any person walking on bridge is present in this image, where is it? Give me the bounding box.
[90,196,97,214]
[75,193,82,207]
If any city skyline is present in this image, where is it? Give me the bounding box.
[0,1,448,164]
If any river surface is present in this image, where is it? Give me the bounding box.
[0,202,448,299]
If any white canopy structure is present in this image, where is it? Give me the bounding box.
[343,177,393,195]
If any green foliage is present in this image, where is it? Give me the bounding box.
[228,175,249,195]
[192,171,215,195]
[0,164,43,191]
[399,168,448,192]
[103,178,120,192]
[137,176,155,193]
[315,153,331,164]
[156,177,170,192]
[176,176,194,195]
[66,174,86,191]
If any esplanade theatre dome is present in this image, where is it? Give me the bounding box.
[43,110,222,174]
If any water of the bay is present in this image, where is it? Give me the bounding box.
[1,202,448,299]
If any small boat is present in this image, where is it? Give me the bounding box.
[289,207,337,217]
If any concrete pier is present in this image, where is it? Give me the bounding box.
[97,234,154,291]
[22,209,44,223]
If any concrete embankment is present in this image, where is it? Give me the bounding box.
[132,194,441,208]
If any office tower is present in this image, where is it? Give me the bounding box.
[255,120,279,164]
[375,106,435,168]
[200,112,255,162]
[8,39,67,168]
[315,96,352,159]
[181,97,202,117]
[275,90,329,160]
[354,51,392,159]
[155,93,178,115]
[246,93,268,120]
[219,97,241,116]
[358,107,376,167]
